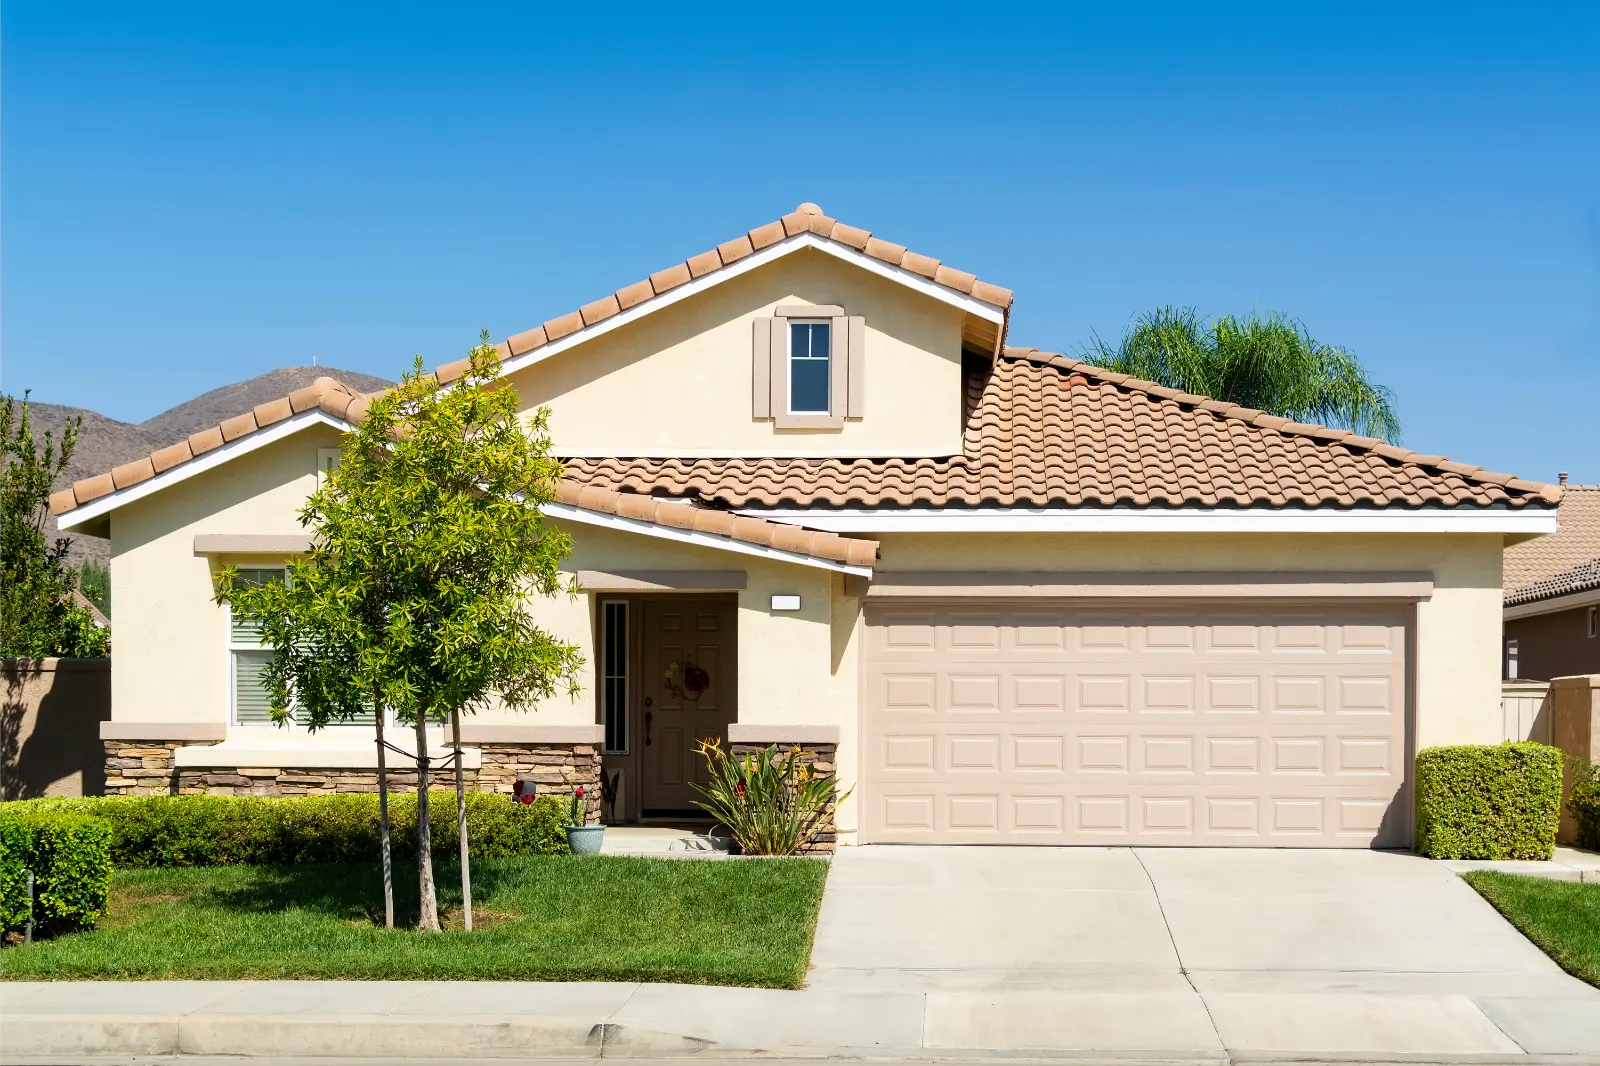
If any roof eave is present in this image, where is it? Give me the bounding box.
[55,409,353,531]
[496,231,1007,382]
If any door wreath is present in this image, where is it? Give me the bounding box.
[664,660,711,701]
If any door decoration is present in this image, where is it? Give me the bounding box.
[664,660,711,702]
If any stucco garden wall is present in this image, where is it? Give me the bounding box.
[2,658,111,799]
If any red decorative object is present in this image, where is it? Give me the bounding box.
[664,660,712,701]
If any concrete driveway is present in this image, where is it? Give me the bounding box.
[810,846,1600,1056]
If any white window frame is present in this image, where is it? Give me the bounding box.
[1588,605,1597,639]
[228,567,291,727]
[226,566,385,730]
[787,319,833,416]
[599,598,630,755]
[1505,637,1520,680]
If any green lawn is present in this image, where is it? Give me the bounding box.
[1464,871,1600,987]
[0,855,829,988]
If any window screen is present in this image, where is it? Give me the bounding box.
[788,322,831,414]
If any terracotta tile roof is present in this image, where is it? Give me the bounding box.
[1503,485,1600,592]
[51,201,1011,520]
[1504,557,1600,607]
[553,482,878,570]
[47,372,879,570]
[566,348,1564,510]
[50,376,367,516]
[492,202,1013,364]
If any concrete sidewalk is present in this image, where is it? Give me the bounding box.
[5,976,1600,1063]
[1438,845,1600,883]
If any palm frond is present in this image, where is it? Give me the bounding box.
[1082,307,1401,442]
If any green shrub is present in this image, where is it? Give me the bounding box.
[1568,759,1600,851]
[0,816,32,931]
[0,807,112,937]
[15,792,569,868]
[1415,742,1563,860]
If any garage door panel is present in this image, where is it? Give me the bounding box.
[863,601,1409,847]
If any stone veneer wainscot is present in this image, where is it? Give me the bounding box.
[100,723,602,818]
[727,724,840,853]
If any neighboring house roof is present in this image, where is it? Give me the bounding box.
[1503,484,1600,592]
[70,587,110,629]
[566,348,1563,510]
[1504,557,1600,608]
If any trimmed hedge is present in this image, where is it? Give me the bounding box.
[1569,759,1600,850]
[1415,742,1563,860]
[0,806,113,937]
[11,791,568,868]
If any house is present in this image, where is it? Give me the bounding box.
[1503,482,1600,682]
[50,202,1561,849]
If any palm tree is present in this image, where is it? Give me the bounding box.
[1083,307,1401,442]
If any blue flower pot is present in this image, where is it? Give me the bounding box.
[565,824,605,855]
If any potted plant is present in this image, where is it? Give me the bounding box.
[564,786,604,854]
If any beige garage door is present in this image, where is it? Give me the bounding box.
[861,602,1410,847]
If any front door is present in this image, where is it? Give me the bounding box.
[640,597,737,815]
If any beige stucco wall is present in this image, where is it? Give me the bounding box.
[505,247,969,459]
[110,426,345,728]
[868,530,1506,752]
[516,521,842,733]
[813,530,1504,844]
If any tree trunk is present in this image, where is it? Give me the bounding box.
[414,712,440,932]
[374,692,394,929]
[452,708,472,932]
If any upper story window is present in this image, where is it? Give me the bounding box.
[752,306,865,429]
[788,322,832,415]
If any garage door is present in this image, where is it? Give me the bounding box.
[861,602,1410,847]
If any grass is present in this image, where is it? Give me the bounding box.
[1464,871,1600,987]
[0,855,829,988]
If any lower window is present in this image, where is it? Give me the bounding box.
[229,568,288,725]
[227,567,377,728]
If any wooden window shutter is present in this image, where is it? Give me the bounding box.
[770,317,787,415]
[846,315,865,417]
[752,318,773,418]
[830,315,849,417]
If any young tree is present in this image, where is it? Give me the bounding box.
[1083,307,1402,442]
[217,338,582,931]
[1,393,110,658]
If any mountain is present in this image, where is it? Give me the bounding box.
[23,367,393,563]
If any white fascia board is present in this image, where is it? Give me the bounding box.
[541,502,873,577]
[497,231,1006,380]
[56,410,353,531]
[1504,585,1600,620]
[733,506,1560,534]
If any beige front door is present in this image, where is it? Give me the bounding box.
[640,597,738,814]
[862,601,1410,847]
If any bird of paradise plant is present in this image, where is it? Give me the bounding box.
[691,739,849,855]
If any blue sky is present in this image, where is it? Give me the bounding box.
[5,2,1597,483]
